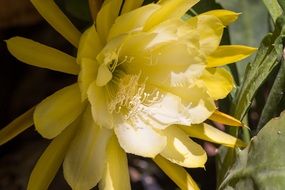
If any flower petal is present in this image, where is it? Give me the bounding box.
[121,0,144,14]
[87,81,114,128]
[0,107,34,145]
[167,85,216,124]
[153,155,200,190]
[31,0,81,47]
[160,126,207,168]
[143,0,199,31]
[114,117,167,158]
[78,58,98,101]
[63,107,112,190]
[96,0,123,42]
[199,68,233,100]
[108,4,160,41]
[209,110,242,127]
[6,37,79,75]
[99,135,131,190]
[201,9,240,26]
[28,120,78,190]
[206,45,257,67]
[34,84,84,139]
[77,26,103,64]
[188,15,224,55]
[180,123,246,147]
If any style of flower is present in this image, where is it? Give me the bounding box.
[0,0,256,189]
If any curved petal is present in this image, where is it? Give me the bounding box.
[31,0,81,47]
[153,155,199,190]
[99,135,131,190]
[160,126,207,168]
[199,68,233,100]
[167,85,216,124]
[0,107,34,145]
[187,15,224,55]
[121,0,144,14]
[114,117,167,158]
[87,81,114,128]
[77,26,103,64]
[206,45,257,67]
[180,123,246,147]
[78,58,98,101]
[201,9,240,26]
[34,84,84,139]
[143,0,199,31]
[6,37,79,75]
[28,120,78,190]
[108,4,160,41]
[63,107,112,190]
[96,0,123,42]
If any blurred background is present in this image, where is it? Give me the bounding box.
[0,0,268,189]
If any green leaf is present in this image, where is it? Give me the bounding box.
[231,16,285,120]
[219,111,285,190]
[257,56,285,131]
[262,0,283,21]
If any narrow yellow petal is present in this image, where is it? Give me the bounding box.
[31,0,81,47]
[199,68,233,100]
[6,37,79,75]
[78,58,98,101]
[161,126,207,168]
[180,123,246,147]
[121,0,144,14]
[143,0,199,31]
[206,45,257,67]
[201,10,240,26]
[63,107,112,190]
[0,107,34,146]
[153,155,200,190]
[209,110,242,127]
[27,121,78,190]
[34,84,85,139]
[96,0,123,42]
[77,26,103,64]
[99,135,131,190]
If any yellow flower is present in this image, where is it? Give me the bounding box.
[1,0,256,189]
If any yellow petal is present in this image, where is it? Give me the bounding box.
[31,0,81,47]
[108,4,160,41]
[201,9,240,26]
[99,135,131,190]
[96,64,113,86]
[199,68,233,100]
[77,26,103,64]
[34,84,84,139]
[187,15,224,55]
[96,0,123,42]
[143,0,199,31]
[153,155,200,190]
[161,126,207,168]
[63,107,112,190]
[0,107,34,146]
[181,123,246,147]
[27,120,78,190]
[121,0,144,14]
[209,110,242,127]
[206,45,257,67]
[115,118,167,158]
[6,37,79,75]
[78,58,98,101]
[87,81,114,128]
